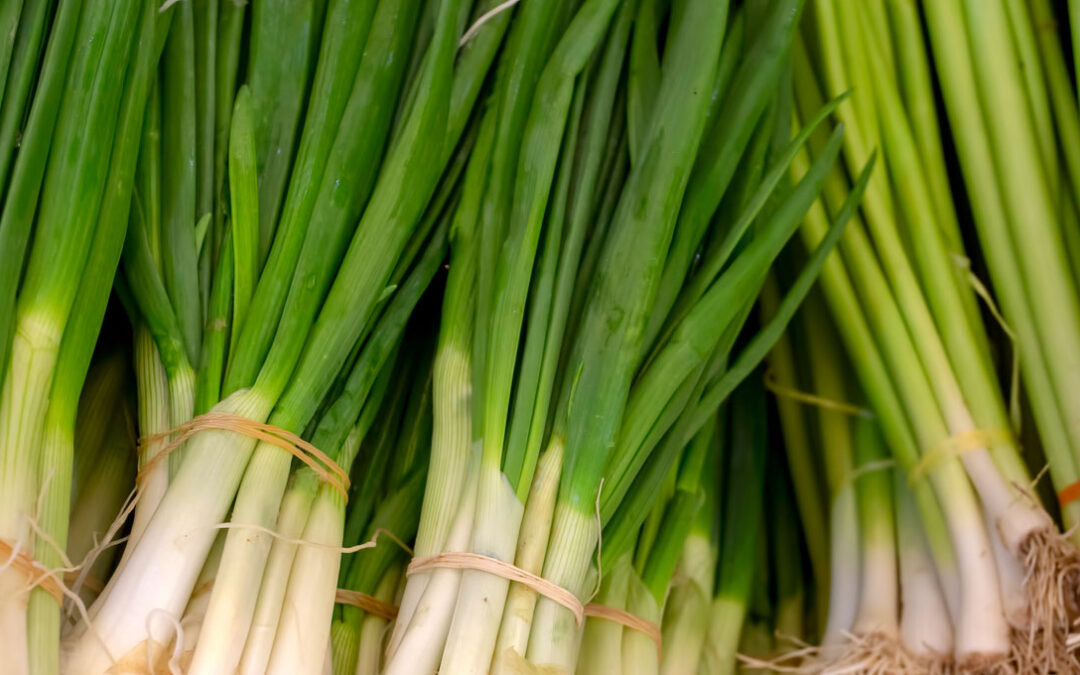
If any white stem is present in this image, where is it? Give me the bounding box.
[438,465,524,675]
[166,361,196,476]
[897,487,953,657]
[381,455,479,675]
[525,503,596,671]
[623,569,662,675]
[659,532,714,675]
[127,326,170,553]
[658,580,708,675]
[169,530,225,663]
[352,564,401,675]
[578,556,631,675]
[0,318,55,675]
[699,595,746,675]
[0,319,57,540]
[490,444,562,674]
[988,508,1028,628]
[928,463,1010,661]
[265,486,345,675]
[62,388,272,675]
[941,407,1052,552]
[329,621,358,675]
[322,636,333,675]
[387,346,473,655]
[0,570,31,675]
[852,522,897,636]
[176,567,216,667]
[821,486,859,661]
[187,434,298,675]
[234,473,318,675]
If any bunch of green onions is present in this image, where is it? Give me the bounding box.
[63,0,500,671]
[381,0,866,672]
[776,0,1080,670]
[767,289,954,671]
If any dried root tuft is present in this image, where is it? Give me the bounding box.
[822,632,944,675]
[737,632,950,674]
[1016,529,1080,673]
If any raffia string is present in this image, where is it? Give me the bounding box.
[1057,480,1080,509]
[908,428,1014,485]
[64,570,105,595]
[954,256,1023,431]
[136,412,350,499]
[763,369,873,419]
[0,539,64,603]
[406,551,661,655]
[458,0,522,46]
[583,602,663,658]
[334,589,399,621]
[408,552,587,625]
[843,458,896,487]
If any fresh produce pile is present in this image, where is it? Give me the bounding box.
[2,0,1080,673]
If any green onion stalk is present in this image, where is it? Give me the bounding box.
[894,475,954,666]
[1027,0,1080,287]
[576,555,633,674]
[832,421,901,670]
[66,356,136,610]
[0,0,53,207]
[0,0,79,402]
[0,2,21,117]
[120,0,235,553]
[738,533,775,674]
[115,0,311,645]
[790,83,1000,669]
[256,328,434,675]
[443,3,632,673]
[793,0,1079,667]
[769,450,809,659]
[327,329,435,675]
[63,0,491,671]
[170,0,319,649]
[351,563,406,674]
[761,280,830,630]
[765,290,847,662]
[234,223,447,675]
[329,470,422,675]
[657,425,719,675]
[172,528,225,672]
[487,10,634,671]
[68,352,131,507]
[698,381,768,675]
[739,612,775,674]
[622,105,869,672]
[381,89,500,674]
[577,419,712,675]
[0,2,161,673]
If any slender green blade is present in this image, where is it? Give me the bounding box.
[160,3,203,365]
[228,86,259,355]
[0,0,83,390]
